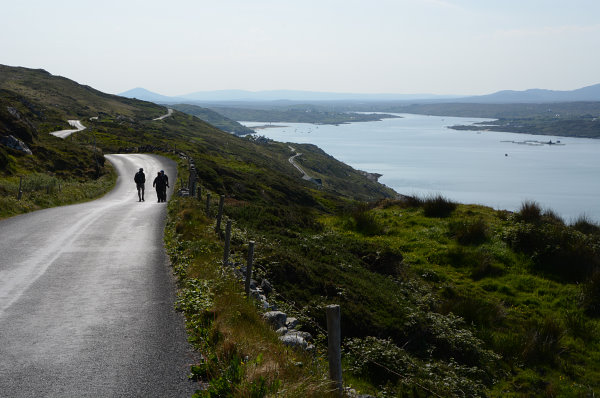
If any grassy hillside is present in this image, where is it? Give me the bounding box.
[2,64,600,396]
[169,103,256,135]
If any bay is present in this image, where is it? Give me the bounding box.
[242,113,600,222]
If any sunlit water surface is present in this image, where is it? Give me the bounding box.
[242,113,600,222]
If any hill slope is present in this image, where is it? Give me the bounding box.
[168,103,255,135]
[3,65,600,397]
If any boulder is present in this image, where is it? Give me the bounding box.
[279,333,308,349]
[0,135,32,154]
[275,327,288,336]
[260,279,273,295]
[263,311,287,330]
[285,317,299,329]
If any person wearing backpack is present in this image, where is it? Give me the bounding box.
[134,168,146,202]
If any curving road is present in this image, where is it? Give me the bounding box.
[153,108,174,121]
[0,154,197,397]
[50,120,87,138]
[288,146,312,181]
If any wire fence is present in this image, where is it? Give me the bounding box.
[189,180,444,398]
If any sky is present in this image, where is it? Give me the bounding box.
[2,0,600,96]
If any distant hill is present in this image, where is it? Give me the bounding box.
[119,87,458,103]
[120,84,600,105]
[459,83,600,103]
[119,87,187,103]
[169,103,255,135]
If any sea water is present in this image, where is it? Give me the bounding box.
[242,113,600,222]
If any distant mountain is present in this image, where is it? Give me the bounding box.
[119,84,600,105]
[119,87,187,103]
[119,88,458,103]
[458,84,600,103]
[178,89,459,102]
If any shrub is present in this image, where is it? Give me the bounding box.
[344,336,489,397]
[516,201,545,223]
[422,194,457,218]
[349,203,383,236]
[542,209,564,225]
[503,222,600,282]
[397,195,424,208]
[449,218,490,245]
[572,215,600,235]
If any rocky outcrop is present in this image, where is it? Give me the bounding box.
[0,135,32,154]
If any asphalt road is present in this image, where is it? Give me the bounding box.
[50,120,87,138]
[0,154,198,397]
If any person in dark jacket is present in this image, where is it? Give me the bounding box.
[134,168,145,202]
[153,172,168,202]
[160,170,169,202]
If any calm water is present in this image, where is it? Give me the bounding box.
[242,114,600,222]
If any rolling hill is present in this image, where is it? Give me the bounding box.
[3,64,600,397]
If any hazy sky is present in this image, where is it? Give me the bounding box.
[3,0,600,96]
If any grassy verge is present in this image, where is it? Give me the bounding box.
[164,183,339,397]
[0,161,116,219]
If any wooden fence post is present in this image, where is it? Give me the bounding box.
[197,185,202,200]
[245,241,255,296]
[206,193,211,217]
[215,195,225,231]
[326,304,343,394]
[223,220,232,266]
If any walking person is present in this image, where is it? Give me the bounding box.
[160,170,169,202]
[153,172,167,202]
[134,168,145,202]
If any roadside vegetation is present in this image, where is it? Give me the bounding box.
[167,148,600,396]
[0,90,115,219]
[3,65,600,396]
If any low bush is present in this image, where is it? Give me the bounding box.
[346,203,384,236]
[449,217,490,245]
[517,201,542,223]
[422,194,457,218]
[503,221,600,282]
[345,336,489,397]
[572,215,600,235]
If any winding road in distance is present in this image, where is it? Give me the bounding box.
[0,154,197,397]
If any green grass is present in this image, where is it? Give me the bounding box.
[4,64,600,396]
